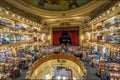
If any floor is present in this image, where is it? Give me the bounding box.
[84,62,100,80]
[11,62,100,80]
[16,69,27,80]
[7,69,27,80]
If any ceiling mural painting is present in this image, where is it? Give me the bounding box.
[23,0,92,11]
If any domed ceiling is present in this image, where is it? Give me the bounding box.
[2,0,118,29]
[23,0,92,11]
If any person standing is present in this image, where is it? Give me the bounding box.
[102,72,109,80]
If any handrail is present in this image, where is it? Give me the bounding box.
[30,53,85,77]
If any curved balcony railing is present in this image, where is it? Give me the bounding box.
[29,53,85,79]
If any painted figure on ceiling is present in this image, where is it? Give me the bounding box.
[68,0,79,8]
[38,0,48,6]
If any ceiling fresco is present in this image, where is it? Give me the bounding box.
[23,0,92,11]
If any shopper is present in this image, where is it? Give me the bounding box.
[86,55,91,65]
[102,72,109,80]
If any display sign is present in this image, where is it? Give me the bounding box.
[57,59,66,65]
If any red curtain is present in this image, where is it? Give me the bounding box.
[68,30,79,46]
[53,31,62,45]
[53,30,79,46]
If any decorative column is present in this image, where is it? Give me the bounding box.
[50,27,53,46]
[79,26,82,46]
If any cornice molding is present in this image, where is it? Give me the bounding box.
[5,0,107,19]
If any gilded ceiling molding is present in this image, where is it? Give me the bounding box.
[5,0,107,18]
[0,0,41,23]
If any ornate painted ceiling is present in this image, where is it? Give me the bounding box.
[4,0,106,18]
[22,0,92,11]
[1,0,119,30]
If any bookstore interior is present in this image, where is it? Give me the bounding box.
[0,0,120,80]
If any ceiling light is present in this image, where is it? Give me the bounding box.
[99,16,102,18]
[18,16,20,19]
[0,7,2,11]
[12,14,15,17]
[30,21,32,24]
[0,16,3,19]
[56,76,61,80]
[28,20,31,23]
[103,13,105,16]
[112,7,115,10]
[63,77,67,80]
[6,11,9,14]
[22,18,25,21]
[26,20,28,22]
[107,10,110,14]
[119,3,120,6]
